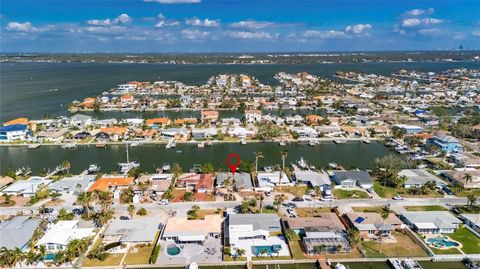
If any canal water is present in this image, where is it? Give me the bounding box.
[0,142,393,174]
[2,61,479,122]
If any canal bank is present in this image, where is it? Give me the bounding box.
[0,142,394,174]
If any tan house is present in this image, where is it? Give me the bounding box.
[201,110,219,124]
[162,215,222,243]
[344,212,404,240]
[443,170,480,189]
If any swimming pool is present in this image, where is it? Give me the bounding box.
[166,245,181,256]
[427,237,459,248]
[44,253,56,260]
[253,245,282,255]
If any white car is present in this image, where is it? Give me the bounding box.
[321,196,335,201]
[159,199,169,205]
[392,195,404,200]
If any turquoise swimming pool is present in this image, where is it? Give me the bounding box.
[166,245,181,256]
[44,253,56,260]
[253,245,282,255]
[427,237,459,248]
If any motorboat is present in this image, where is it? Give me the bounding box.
[62,143,77,149]
[118,144,140,174]
[87,164,100,174]
[297,157,308,169]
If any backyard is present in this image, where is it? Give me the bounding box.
[295,207,332,217]
[448,226,480,254]
[404,205,447,211]
[361,231,429,258]
[124,244,155,265]
[277,185,308,197]
[373,182,441,198]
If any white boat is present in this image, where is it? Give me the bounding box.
[333,138,346,144]
[279,141,286,146]
[388,258,423,269]
[308,140,319,146]
[166,139,176,149]
[15,167,32,176]
[187,262,198,269]
[240,138,247,145]
[118,145,140,174]
[328,162,338,168]
[161,164,171,172]
[334,263,347,269]
[198,142,205,148]
[87,164,100,174]
[27,144,40,149]
[131,141,142,147]
[362,138,371,144]
[297,157,308,169]
[62,143,76,149]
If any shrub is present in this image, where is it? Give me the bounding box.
[137,208,148,216]
[149,245,161,264]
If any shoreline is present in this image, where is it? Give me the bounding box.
[0,137,381,147]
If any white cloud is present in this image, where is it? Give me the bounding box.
[472,30,480,37]
[6,21,34,32]
[87,14,131,26]
[185,18,219,27]
[418,28,442,36]
[144,0,201,4]
[402,17,443,27]
[404,8,434,17]
[303,30,345,39]
[230,20,275,29]
[155,20,180,28]
[181,29,210,40]
[344,24,372,34]
[226,31,274,39]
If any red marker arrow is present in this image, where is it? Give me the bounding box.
[226,153,241,176]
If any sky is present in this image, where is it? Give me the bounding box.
[1,0,479,52]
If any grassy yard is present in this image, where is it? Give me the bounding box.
[276,185,308,197]
[373,182,441,198]
[352,206,386,213]
[289,239,305,259]
[124,245,154,265]
[430,247,462,255]
[252,256,292,261]
[332,189,369,199]
[361,231,428,258]
[404,205,447,211]
[454,189,480,197]
[82,253,124,267]
[193,209,224,220]
[295,207,332,217]
[449,226,480,254]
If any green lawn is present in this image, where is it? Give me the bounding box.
[295,207,332,217]
[373,182,441,198]
[430,247,462,255]
[404,205,447,211]
[289,239,305,259]
[82,253,124,267]
[449,226,480,254]
[276,185,308,197]
[352,206,386,213]
[124,245,154,265]
[454,189,480,197]
[332,189,369,199]
[361,231,428,258]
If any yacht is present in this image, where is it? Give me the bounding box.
[62,143,77,149]
[240,138,247,145]
[131,141,143,147]
[198,142,205,148]
[308,139,319,146]
[87,164,100,174]
[166,139,176,149]
[279,141,286,146]
[27,144,40,149]
[328,162,338,168]
[297,157,308,169]
[15,167,32,176]
[117,145,140,174]
[161,164,171,172]
[333,138,347,144]
[388,258,423,269]
[362,138,371,144]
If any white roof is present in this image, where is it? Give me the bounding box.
[37,220,94,246]
[2,177,52,194]
[257,171,290,187]
[415,223,438,229]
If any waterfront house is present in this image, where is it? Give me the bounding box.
[400,211,462,234]
[173,117,198,126]
[0,216,40,251]
[134,174,172,196]
[226,213,290,257]
[315,125,343,137]
[73,131,92,140]
[69,114,93,127]
[104,218,161,244]
[426,135,463,153]
[293,170,331,190]
[36,220,94,253]
[0,176,14,189]
[442,170,480,189]
[3,117,29,126]
[344,212,404,240]
[393,124,423,135]
[95,131,111,142]
[120,94,134,105]
[1,176,52,197]
[176,173,214,193]
[49,175,95,194]
[222,117,241,127]
[161,127,189,139]
[145,117,170,128]
[305,115,324,126]
[87,175,134,193]
[162,215,221,244]
[257,171,292,190]
[332,171,373,189]
[215,172,253,192]
[227,127,255,138]
[398,169,446,188]
[36,129,66,142]
[99,126,128,141]
[201,110,219,124]
[459,214,480,233]
[290,126,318,138]
[192,127,217,139]
[245,110,262,123]
[0,124,28,142]
[285,215,350,254]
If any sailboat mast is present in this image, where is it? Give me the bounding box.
[126,144,130,163]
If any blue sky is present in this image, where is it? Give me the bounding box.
[1,0,479,52]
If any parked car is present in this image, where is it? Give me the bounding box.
[366,188,373,193]
[292,197,304,202]
[120,216,130,220]
[287,209,297,218]
[159,199,169,205]
[393,195,404,200]
[442,186,453,195]
[321,196,334,201]
[264,191,272,197]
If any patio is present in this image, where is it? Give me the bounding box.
[155,238,222,265]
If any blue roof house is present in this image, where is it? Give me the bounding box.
[0,124,28,142]
[427,135,463,153]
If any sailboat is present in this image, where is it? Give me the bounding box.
[118,144,140,174]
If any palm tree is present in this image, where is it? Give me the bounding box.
[76,191,94,219]
[127,204,136,219]
[259,194,265,213]
[253,151,264,175]
[347,228,360,247]
[467,193,478,210]
[378,205,390,253]
[61,160,71,174]
[279,147,288,190]
[312,186,322,215]
[0,247,13,266]
[97,190,113,213]
[235,248,246,258]
[11,247,25,267]
[463,173,473,186]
